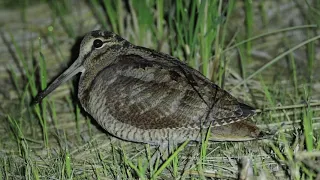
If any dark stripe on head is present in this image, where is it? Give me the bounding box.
[109,44,122,51]
[84,43,124,64]
[91,30,114,38]
[91,30,103,38]
[114,34,124,42]
[83,50,93,62]
[88,44,122,63]
[123,40,130,48]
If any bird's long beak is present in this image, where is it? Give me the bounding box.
[33,59,84,104]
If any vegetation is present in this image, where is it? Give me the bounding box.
[0,0,319,179]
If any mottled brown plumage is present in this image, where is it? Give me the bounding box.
[35,30,263,145]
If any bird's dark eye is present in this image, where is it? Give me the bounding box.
[93,39,103,48]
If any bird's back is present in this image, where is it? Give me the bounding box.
[79,45,256,144]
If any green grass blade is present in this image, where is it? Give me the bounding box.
[232,34,320,90]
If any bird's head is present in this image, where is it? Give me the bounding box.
[33,30,130,103]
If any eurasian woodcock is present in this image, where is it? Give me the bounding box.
[35,30,263,145]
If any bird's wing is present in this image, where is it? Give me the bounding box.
[89,53,254,130]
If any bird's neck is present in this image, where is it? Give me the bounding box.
[77,50,124,109]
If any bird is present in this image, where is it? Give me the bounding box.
[34,30,264,146]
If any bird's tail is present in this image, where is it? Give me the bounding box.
[209,121,266,141]
[238,103,256,117]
